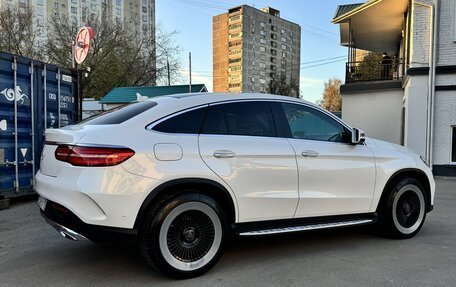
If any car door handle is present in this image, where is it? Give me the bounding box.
[302,150,319,157]
[213,150,236,158]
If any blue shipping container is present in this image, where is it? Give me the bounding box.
[0,52,79,198]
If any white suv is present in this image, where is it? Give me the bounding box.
[36,93,435,278]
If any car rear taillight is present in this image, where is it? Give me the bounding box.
[54,145,135,167]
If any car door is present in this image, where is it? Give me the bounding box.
[198,100,299,222]
[274,101,376,218]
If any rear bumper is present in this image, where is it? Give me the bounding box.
[40,198,137,243]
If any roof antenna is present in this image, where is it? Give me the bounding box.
[136,93,148,102]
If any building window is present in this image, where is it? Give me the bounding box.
[229,83,241,88]
[281,44,287,50]
[260,54,266,61]
[452,127,456,162]
[229,58,241,64]
[271,25,277,31]
[259,46,266,53]
[229,32,242,39]
[281,28,286,35]
[271,49,277,56]
[116,0,121,5]
[142,6,147,12]
[36,7,44,16]
[260,38,266,44]
[260,30,266,37]
[229,23,241,29]
[271,34,277,40]
[91,3,96,10]
[281,36,287,42]
[282,52,287,58]
[229,66,242,72]
[271,41,277,48]
[229,15,241,22]
[117,8,121,15]
[229,49,241,55]
[260,70,266,77]
[259,63,266,69]
[71,0,77,3]
[71,6,77,14]
[260,21,265,28]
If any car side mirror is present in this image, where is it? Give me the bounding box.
[351,128,365,144]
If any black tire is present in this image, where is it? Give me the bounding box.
[377,178,427,239]
[138,193,228,279]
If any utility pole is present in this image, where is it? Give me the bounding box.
[167,56,170,86]
[189,52,192,93]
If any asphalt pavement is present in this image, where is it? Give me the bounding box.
[0,178,455,287]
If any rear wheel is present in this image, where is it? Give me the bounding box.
[377,178,427,239]
[139,193,227,279]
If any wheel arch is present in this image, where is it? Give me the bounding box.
[376,168,432,213]
[134,178,237,229]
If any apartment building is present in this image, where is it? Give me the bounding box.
[333,0,456,176]
[213,5,301,96]
[0,0,155,45]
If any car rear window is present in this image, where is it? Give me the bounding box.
[152,107,207,134]
[78,101,157,125]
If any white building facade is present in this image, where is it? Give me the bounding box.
[333,0,456,176]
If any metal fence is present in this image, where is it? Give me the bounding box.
[345,59,403,83]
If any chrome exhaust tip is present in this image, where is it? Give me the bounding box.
[44,217,87,241]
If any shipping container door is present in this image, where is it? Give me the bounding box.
[0,57,34,197]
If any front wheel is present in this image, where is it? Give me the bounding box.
[139,193,227,279]
[377,178,427,239]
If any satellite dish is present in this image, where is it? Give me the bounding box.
[74,27,95,65]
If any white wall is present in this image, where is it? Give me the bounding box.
[433,91,456,165]
[341,89,403,144]
[403,75,428,158]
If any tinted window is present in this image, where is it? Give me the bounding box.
[201,105,227,134]
[153,107,207,134]
[281,103,348,143]
[78,101,157,125]
[202,101,276,137]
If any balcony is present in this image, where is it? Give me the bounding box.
[345,58,403,83]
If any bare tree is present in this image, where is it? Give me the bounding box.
[46,15,182,99]
[319,78,342,112]
[0,5,44,60]
[267,73,299,97]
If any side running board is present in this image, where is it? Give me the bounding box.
[239,219,374,236]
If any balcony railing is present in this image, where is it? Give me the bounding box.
[345,59,403,83]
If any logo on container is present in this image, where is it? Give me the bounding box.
[0,85,29,104]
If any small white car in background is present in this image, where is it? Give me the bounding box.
[36,93,435,278]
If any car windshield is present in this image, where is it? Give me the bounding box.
[77,101,157,125]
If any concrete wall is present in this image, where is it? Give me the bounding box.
[341,89,403,144]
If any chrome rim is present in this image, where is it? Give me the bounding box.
[159,202,222,271]
[392,184,425,234]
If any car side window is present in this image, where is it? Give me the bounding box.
[280,103,349,143]
[201,101,276,137]
[152,107,207,134]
